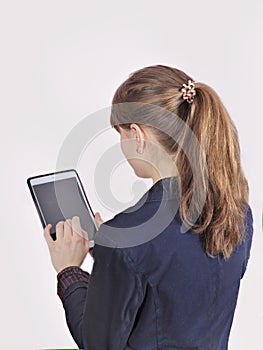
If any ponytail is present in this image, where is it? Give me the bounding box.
[181,82,249,258]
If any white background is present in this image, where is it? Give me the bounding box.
[0,1,262,349]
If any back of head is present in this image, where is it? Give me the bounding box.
[110,65,249,259]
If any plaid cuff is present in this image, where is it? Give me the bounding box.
[57,266,90,301]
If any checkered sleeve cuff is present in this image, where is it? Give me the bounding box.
[57,266,90,301]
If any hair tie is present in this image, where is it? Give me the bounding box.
[181,80,196,104]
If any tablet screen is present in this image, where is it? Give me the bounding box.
[31,175,97,240]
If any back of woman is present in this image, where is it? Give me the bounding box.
[44,65,254,350]
[90,175,253,350]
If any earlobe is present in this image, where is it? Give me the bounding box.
[136,139,145,154]
[130,123,146,154]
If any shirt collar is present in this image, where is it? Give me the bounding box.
[142,175,180,203]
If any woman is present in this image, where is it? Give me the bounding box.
[44,65,254,350]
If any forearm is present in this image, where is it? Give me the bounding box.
[57,266,90,349]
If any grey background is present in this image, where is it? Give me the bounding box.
[0,0,262,348]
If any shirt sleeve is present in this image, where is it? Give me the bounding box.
[57,266,90,349]
[58,244,146,350]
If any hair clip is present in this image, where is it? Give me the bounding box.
[181,80,196,104]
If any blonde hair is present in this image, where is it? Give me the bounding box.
[110,65,249,259]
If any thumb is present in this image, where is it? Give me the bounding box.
[94,212,104,228]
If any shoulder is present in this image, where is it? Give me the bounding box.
[93,201,198,276]
[93,196,175,249]
[244,204,254,246]
[246,204,254,228]
[242,204,254,245]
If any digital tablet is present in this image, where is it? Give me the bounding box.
[27,169,98,247]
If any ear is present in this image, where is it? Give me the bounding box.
[130,123,147,141]
[130,123,146,154]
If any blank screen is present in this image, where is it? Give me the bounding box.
[32,177,97,239]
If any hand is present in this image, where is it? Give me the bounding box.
[88,212,104,257]
[94,212,104,228]
[44,216,90,274]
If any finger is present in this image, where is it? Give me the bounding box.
[81,228,89,242]
[56,221,64,241]
[94,212,104,228]
[82,229,91,252]
[44,224,54,248]
[64,219,73,238]
[72,216,82,238]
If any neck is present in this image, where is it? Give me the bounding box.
[152,171,178,185]
[151,153,178,185]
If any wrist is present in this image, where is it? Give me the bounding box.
[57,264,80,275]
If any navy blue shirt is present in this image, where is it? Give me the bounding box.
[58,176,254,350]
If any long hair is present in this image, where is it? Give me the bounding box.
[110,65,249,259]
